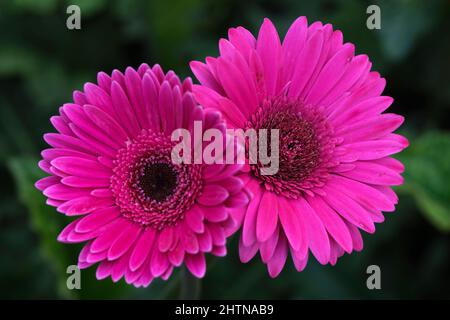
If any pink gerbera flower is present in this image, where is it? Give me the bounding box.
[35,64,248,287]
[190,17,408,277]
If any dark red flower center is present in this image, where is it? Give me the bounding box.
[111,130,202,229]
[137,163,178,202]
[247,97,335,198]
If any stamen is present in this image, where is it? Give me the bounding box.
[247,97,335,198]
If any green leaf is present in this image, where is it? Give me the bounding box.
[64,0,108,17]
[0,45,38,76]
[398,132,450,231]
[378,0,445,62]
[8,157,77,298]
[10,0,58,14]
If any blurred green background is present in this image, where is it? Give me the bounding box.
[1,0,449,299]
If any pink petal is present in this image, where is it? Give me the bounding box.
[96,260,114,280]
[260,228,279,263]
[168,242,185,267]
[181,224,200,254]
[197,184,229,206]
[84,104,128,145]
[107,223,141,260]
[185,253,206,278]
[75,207,120,233]
[239,237,259,263]
[281,16,308,84]
[150,248,169,277]
[242,181,263,246]
[256,191,279,242]
[207,224,226,246]
[190,61,224,94]
[57,196,114,216]
[339,161,404,186]
[158,227,175,252]
[328,174,395,212]
[129,228,156,271]
[186,206,205,233]
[305,43,354,105]
[199,204,227,222]
[323,185,375,233]
[50,157,111,178]
[197,228,212,252]
[297,197,330,265]
[110,81,140,137]
[277,196,304,251]
[288,30,324,97]
[257,18,281,95]
[306,195,353,253]
[35,176,59,191]
[267,234,288,278]
[90,218,129,253]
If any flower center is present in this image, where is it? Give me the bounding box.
[137,163,178,202]
[247,97,335,198]
[111,130,202,229]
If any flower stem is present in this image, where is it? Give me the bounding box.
[178,267,201,300]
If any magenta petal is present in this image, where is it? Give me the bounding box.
[239,237,259,263]
[267,234,288,278]
[190,60,223,94]
[168,242,185,267]
[208,224,226,246]
[35,176,60,191]
[61,176,109,188]
[323,186,375,233]
[305,43,354,105]
[96,260,114,280]
[291,249,309,272]
[297,197,330,265]
[256,191,279,242]
[57,219,78,243]
[277,197,303,251]
[339,161,404,186]
[199,204,227,222]
[185,253,206,278]
[224,192,249,208]
[242,181,263,246]
[306,195,353,253]
[90,218,128,253]
[197,184,229,206]
[75,207,120,233]
[84,104,128,145]
[57,196,114,216]
[181,224,200,254]
[129,228,155,271]
[51,157,111,178]
[150,247,169,277]
[328,174,395,212]
[281,16,308,83]
[197,228,213,252]
[257,18,281,95]
[111,250,132,282]
[289,30,324,97]
[107,223,141,260]
[260,228,279,263]
[158,227,175,252]
[186,206,205,233]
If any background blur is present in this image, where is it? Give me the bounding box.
[1,0,449,299]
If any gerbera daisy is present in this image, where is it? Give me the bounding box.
[190,17,408,277]
[35,64,248,287]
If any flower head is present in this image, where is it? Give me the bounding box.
[36,64,248,287]
[190,17,408,277]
